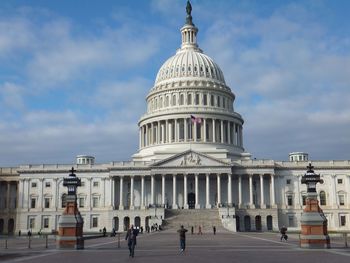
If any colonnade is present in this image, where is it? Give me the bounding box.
[115,173,276,210]
[139,118,243,148]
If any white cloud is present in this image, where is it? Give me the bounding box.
[0,82,25,111]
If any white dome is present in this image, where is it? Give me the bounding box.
[155,49,226,85]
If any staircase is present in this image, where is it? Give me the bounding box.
[163,208,226,233]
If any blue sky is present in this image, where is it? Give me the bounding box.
[0,0,349,166]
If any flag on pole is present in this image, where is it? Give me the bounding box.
[191,115,202,124]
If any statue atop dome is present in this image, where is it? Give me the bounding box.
[186,1,194,25]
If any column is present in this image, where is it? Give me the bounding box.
[20,179,25,209]
[227,173,232,206]
[109,177,115,208]
[184,118,187,142]
[270,174,276,207]
[194,121,197,142]
[130,176,134,210]
[204,118,207,142]
[217,174,221,207]
[151,122,154,145]
[212,119,216,143]
[220,120,224,143]
[296,175,301,209]
[139,127,142,148]
[233,123,236,145]
[331,174,337,207]
[184,174,188,209]
[165,119,169,143]
[157,121,161,144]
[119,177,124,210]
[173,174,178,209]
[141,176,145,209]
[145,124,148,146]
[227,122,231,144]
[260,174,265,208]
[175,119,178,142]
[5,182,10,210]
[169,121,172,142]
[238,175,242,208]
[26,179,30,210]
[195,174,200,209]
[249,174,255,208]
[151,175,155,206]
[206,174,211,208]
[54,178,59,210]
[102,178,106,207]
[88,177,92,210]
[38,178,44,210]
[162,175,165,207]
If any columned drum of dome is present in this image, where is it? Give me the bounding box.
[133,4,250,162]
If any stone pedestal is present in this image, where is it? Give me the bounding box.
[57,195,84,249]
[300,193,330,249]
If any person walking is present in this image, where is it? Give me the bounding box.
[198,225,202,235]
[280,226,288,241]
[177,225,188,252]
[125,225,139,257]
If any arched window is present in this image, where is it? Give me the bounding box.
[187,94,192,105]
[172,95,176,106]
[179,94,184,105]
[319,191,326,206]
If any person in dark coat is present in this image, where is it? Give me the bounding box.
[125,225,139,257]
[280,226,288,241]
[177,225,188,252]
[213,226,216,235]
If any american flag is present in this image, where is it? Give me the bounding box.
[191,115,202,124]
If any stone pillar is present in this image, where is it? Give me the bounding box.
[227,173,232,206]
[195,174,200,209]
[260,174,265,208]
[238,175,242,208]
[270,174,276,207]
[184,174,188,209]
[54,178,59,210]
[38,179,43,210]
[220,120,224,143]
[119,177,124,210]
[110,177,115,209]
[151,175,155,205]
[139,127,142,149]
[162,174,165,207]
[175,119,178,142]
[331,174,337,207]
[184,118,187,142]
[204,118,207,142]
[217,174,221,207]
[157,121,161,144]
[151,122,154,145]
[165,119,169,143]
[249,174,255,208]
[130,176,134,210]
[228,121,231,144]
[141,176,145,209]
[87,178,92,210]
[212,119,216,143]
[102,178,106,207]
[173,174,178,209]
[206,174,211,209]
[6,182,11,210]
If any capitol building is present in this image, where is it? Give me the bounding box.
[0,3,349,235]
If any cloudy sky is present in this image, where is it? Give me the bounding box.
[0,0,349,166]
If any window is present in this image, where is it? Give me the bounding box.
[79,197,85,208]
[339,194,345,206]
[31,182,37,188]
[44,198,50,208]
[319,191,326,206]
[172,95,176,106]
[93,181,99,187]
[195,93,200,105]
[187,94,192,105]
[203,94,207,105]
[287,195,293,206]
[45,182,51,188]
[286,179,291,185]
[302,195,306,206]
[337,179,343,184]
[93,197,99,208]
[31,198,36,209]
[61,194,67,208]
[340,215,346,226]
[92,217,98,228]
[43,218,49,228]
[217,96,221,107]
[165,96,169,107]
[179,94,184,105]
[29,218,35,229]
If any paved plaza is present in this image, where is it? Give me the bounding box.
[1,231,349,263]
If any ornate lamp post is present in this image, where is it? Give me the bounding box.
[56,167,84,249]
[300,164,330,248]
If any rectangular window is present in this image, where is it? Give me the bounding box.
[93,197,99,208]
[79,197,85,208]
[286,179,291,185]
[217,96,221,107]
[92,217,98,228]
[29,218,35,229]
[43,218,49,228]
[287,195,293,206]
[44,198,50,208]
[93,182,99,187]
[203,94,207,105]
[339,195,345,206]
[337,179,343,184]
[195,93,200,105]
[31,198,36,209]
[31,182,37,188]
[187,94,192,105]
[340,215,346,226]
[210,95,214,106]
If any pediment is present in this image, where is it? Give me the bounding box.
[151,150,230,167]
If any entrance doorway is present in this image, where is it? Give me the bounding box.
[113,217,119,232]
[267,215,273,231]
[188,192,195,209]
[255,216,262,231]
[123,217,130,231]
[134,217,141,227]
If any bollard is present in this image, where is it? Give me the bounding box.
[45,235,48,249]
[28,236,31,249]
[5,239,8,249]
[344,233,348,248]
[118,233,120,248]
